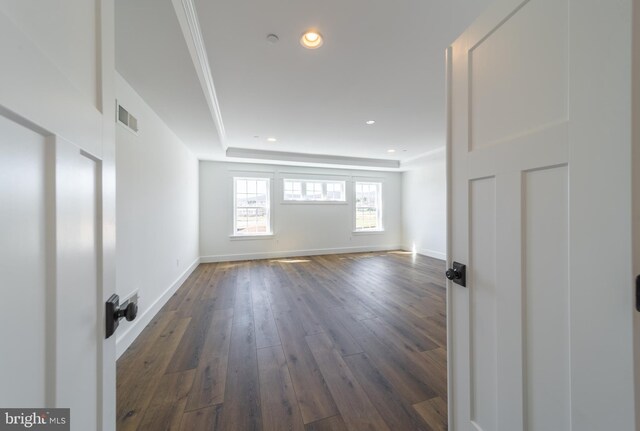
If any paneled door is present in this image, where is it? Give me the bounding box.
[447,0,636,430]
[0,110,107,431]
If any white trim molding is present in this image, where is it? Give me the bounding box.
[404,246,447,261]
[171,0,226,147]
[226,147,400,169]
[201,245,403,263]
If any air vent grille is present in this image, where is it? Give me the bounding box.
[116,102,139,133]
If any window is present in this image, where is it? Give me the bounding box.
[282,179,346,202]
[355,182,382,231]
[234,177,271,235]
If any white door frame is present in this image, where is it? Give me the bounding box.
[632,1,640,429]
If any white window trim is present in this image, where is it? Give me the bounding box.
[353,180,384,233]
[232,176,273,237]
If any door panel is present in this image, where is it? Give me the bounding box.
[469,0,568,149]
[56,140,101,431]
[0,113,50,407]
[449,0,636,429]
[522,166,569,431]
[469,177,497,431]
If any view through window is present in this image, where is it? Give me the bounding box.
[234,177,271,235]
[355,182,382,231]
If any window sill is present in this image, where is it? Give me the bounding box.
[352,230,385,235]
[229,234,275,241]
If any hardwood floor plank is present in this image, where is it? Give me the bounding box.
[268,262,325,335]
[162,265,206,312]
[329,310,438,404]
[175,263,216,317]
[413,397,448,431]
[217,261,262,431]
[179,405,223,431]
[204,262,238,310]
[304,415,349,431]
[117,317,191,431]
[273,308,339,424]
[344,353,433,431]
[257,345,305,431]
[360,316,438,354]
[166,299,217,373]
[185,308,234,411]
[117,310,177,382]
[251,264,281,349]
[136,369,196,431]
[306,332,390,431]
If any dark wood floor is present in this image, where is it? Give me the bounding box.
[117,251,448,431]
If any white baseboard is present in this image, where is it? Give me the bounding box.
[115,257,200,359]
[402,245,446,261]
[200,244,403,263]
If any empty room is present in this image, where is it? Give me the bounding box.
[1,0,639,430]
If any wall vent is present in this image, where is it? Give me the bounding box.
[116,101,139,133]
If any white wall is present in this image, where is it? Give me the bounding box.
[401,148,447,260]
[115,73,199,357]
[200,161,402,261]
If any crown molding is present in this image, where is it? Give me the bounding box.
[226,147,401,169]
[172,0,227,148]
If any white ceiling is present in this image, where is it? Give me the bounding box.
[116,0,491,167]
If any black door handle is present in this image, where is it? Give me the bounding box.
[105,294,138,339]
[446,262,466,287]
[636,275,639,312]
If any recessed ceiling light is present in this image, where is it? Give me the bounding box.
[366,120,376,125]
[266,34,279,44]
[267,137,277,142]
[387,149,396,153]
[300,30,323,49]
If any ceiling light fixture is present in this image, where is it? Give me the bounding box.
[300,30,323,49]
[387,149,396,153]
[267,137,277,142]
[266,34,279,44]
[366,120,376,125]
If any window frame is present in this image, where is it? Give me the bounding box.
[232,176,273,237]
[353,181,384,233]
[281,178,348,204]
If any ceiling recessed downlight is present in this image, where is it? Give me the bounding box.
[387,149,396,153]
[300,30,323,49]
[366,120,376,125]
[267,137,277,142]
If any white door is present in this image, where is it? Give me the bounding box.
[0,110,107,430]
[447,0,636,430]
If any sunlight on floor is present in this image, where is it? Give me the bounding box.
[271,259,311,263]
